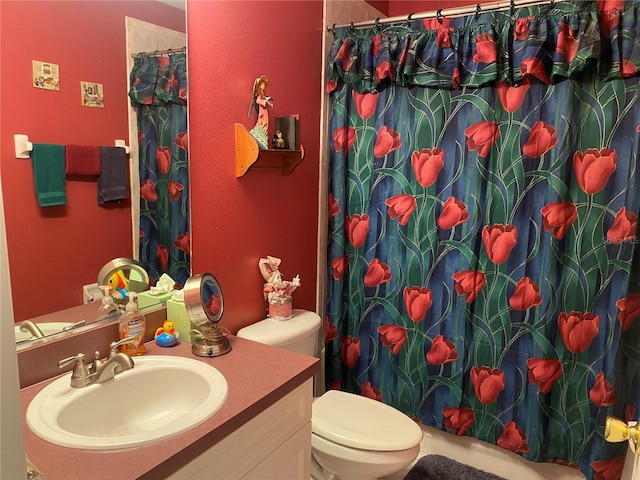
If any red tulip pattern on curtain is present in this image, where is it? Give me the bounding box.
[325,2,640,479]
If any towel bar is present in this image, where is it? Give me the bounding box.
[14,134,130,158]
[14,134,33,159]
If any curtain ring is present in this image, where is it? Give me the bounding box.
[407,12,414,23]
[549,0,555,9]
[331,23,336,34]
[375,17,380,28]
[350,21,355,31]
[510,0,516,16]
[436,9,443,24]
[475,3,481,18]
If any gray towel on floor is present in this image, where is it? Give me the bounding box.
[97,146,129,204]
[404,455,507,480]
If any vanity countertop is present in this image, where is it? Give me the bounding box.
[20,336,319,480]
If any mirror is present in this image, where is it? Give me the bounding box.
[14,320,87,345]
[2,1,186,347]
[183,273,231,357]
[97,257,151,306]
[15,258,151,347]
[14,303,103,350]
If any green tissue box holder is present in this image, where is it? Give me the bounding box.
[138,290,175,309]
[166,297,192,342]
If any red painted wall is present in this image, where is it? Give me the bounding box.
[187,0,322,334]
[367,0,389,15]
[0,1,185,322]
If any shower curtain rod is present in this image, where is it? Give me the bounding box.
[131,46,186,58]
[327,0,564,31]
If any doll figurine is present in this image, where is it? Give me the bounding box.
[258,256,300,304]
[248,75,273,150]
[273,130,285,149]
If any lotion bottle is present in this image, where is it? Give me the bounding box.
[118,292,146,356]
[97,285,119,323]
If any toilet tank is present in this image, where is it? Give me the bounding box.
[237,309,321,356]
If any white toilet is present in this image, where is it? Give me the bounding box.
[237,309,423,480]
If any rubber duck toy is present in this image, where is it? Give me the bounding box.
[154,320,179,347]
[107,269,129,299]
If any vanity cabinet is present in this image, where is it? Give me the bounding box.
[166,378,313,479]
[20,339,319,480]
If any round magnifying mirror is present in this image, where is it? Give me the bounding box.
[184,273,223,327]
[183,273,231,357]
[97,258,150,307]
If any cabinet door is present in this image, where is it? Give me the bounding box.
[242,422,312,480]
[166,378,312,479]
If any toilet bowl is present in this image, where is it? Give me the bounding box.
[311,389,422,480]
[237,310,423,480]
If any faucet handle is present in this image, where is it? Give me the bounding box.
[62,320,87,332]
[109,336,136,357]
[58,352,87,370]
[58,353,92,387]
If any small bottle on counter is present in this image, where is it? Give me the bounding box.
[118,292,146,356]
[97,285,120,323]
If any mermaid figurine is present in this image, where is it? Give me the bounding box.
[248,75,273,150]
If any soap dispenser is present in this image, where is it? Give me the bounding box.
[97,285,119,323]
[118,292,146,356]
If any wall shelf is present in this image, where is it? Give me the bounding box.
[234,123,304,177]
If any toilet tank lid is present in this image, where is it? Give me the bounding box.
[312,390,423,451]
[236,309,321,346]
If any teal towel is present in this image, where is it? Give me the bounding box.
[31,144,67,207]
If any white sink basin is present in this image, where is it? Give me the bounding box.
[15,322,73,342]
[27,355,228,450]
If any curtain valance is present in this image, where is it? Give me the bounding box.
[129,52,187,106]
[327,0,639,92]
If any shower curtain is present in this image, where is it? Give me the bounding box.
[324,1,640,478]
[129,52,190,287]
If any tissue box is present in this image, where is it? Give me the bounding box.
[166,298,192,342]
[137,290,175,309]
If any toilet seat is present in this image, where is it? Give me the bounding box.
[312,390,423,451]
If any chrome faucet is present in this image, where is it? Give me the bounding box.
[57,337,136,388]
[19,320,45,338]
[94,352,135,383]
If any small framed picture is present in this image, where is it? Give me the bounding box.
[32,60,59,90]
[81,81,104,108]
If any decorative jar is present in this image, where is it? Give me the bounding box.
[268,296,293,320]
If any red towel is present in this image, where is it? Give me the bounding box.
[65,144,101,176]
